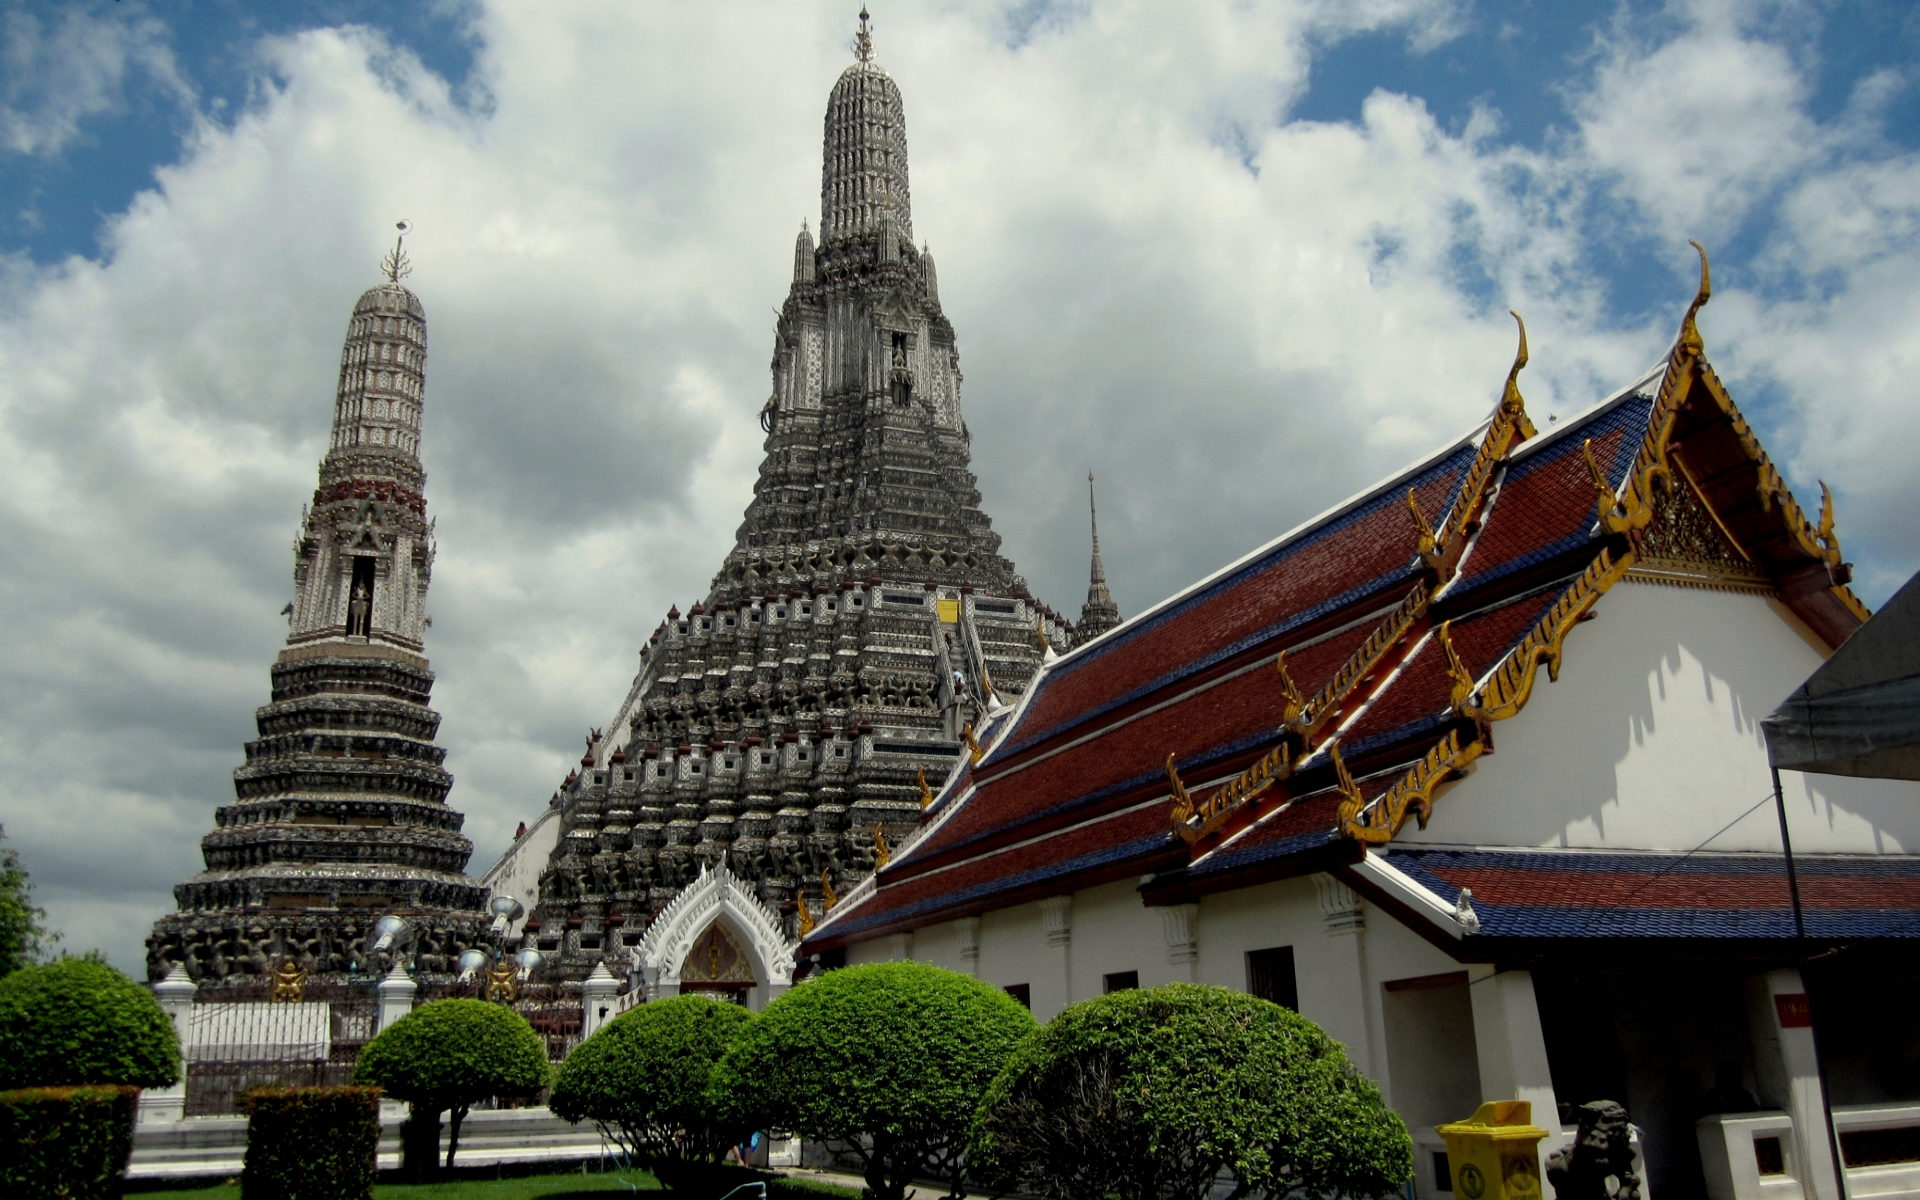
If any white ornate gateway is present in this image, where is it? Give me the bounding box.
[633,863,796,1010]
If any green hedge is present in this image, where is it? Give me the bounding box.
[0,958,180,1092]
[0,1084,140,1200]
[240,1085,382,1200]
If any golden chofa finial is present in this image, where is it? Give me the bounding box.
[1678,240,1711,357]
[1498,310,1535,436]
[380,220,412,283]
[852,7,875,62]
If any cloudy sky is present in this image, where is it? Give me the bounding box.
[1,0,1915,974]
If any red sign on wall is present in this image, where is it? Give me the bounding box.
[1775,993,1814,1028]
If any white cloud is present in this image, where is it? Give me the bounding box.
[0,0,1915,973]
[0,3,189,157]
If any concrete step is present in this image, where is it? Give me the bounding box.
[127,1107,610,1180]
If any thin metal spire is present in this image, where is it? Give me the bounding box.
[380,220,412,283]
[1089,471,1107,587]
[1080,471,1122,640]
[852,7,874,62]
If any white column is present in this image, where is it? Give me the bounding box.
[1747,968,1841,1200]
[1161,903,1199,983]
[580,963,620,1038]
[376,961,416,1032]
[140,966,195,1125]
[956,916,981,976]
[1039,895,1072,1018]
[888,931,915,961]
[1468,967,1560,1156]
[1314,876,1378,1078]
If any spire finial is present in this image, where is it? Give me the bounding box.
[1078,470,1122,640]
[380,220,412,283]
[1088,470,1103,581]
[852,7,874,62]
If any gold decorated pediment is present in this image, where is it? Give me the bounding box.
[679,920,755,985]
[1627,465,1772,592]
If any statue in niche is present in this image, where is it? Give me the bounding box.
[1546,1100,1640,1200]
[347,579,373,637]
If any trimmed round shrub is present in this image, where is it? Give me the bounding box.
[353,998,550,1173]
[0,1084,140,1200]
[711,961,1035,1200]
[551,994,755,1186]
[971,983,1412,1200]
[0,958,180,1091]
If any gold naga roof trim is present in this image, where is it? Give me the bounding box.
[1335,243,1868,846]
[1167,314,1542,850]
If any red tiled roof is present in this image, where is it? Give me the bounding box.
[998,443,1480,759]
[1336,588,1560,753]
[808,338,1875,951]
[898,619,1378,871]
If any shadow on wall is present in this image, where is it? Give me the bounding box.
[1429,586,1913,855]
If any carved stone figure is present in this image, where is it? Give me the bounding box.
[1546,1101,1640,1200]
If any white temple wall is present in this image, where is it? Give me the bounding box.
[838,870,1550,1143]
[1396,582,1920,855]
[478,806,560,937]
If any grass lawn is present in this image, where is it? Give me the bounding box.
[131,1166,656,1200]
[130,1168,862,1200]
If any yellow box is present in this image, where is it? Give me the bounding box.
[1436,1101,1551,1200]
[936,598,960,624]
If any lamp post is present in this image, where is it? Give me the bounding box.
[457,895,542,1003]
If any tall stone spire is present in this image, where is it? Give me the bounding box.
[505,19,1076,985]
[819,7,912,247]
[148,230,487,984]
[1078,471,1122,641]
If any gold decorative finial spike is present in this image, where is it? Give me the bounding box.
[852,7,874,62]
[1407,488,1437,561]
[918,768,935,810]
[1274,650,1304,728]
[1498,311,1535,436]
[797,892,815,938]
[380,220,412,283]
[1679,241,1711,357]
[1438,620,1476,714]
[1330,742,1365,826]
[1166,753,1197,839]
[821,868,839,910]
[873,824,892,869]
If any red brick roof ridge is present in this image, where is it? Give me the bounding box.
[1028,417,1497,678]
[893,610,1401,880]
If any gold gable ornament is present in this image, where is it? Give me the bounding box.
[962,722,983,765]
[873,824,892,869]
[797,892,815,938]
[917,768,935,810]
[821,869,839,911]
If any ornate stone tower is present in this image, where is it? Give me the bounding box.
[1077,472,1122,641]
[513,17,1078,982]
[147,235,487,983]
